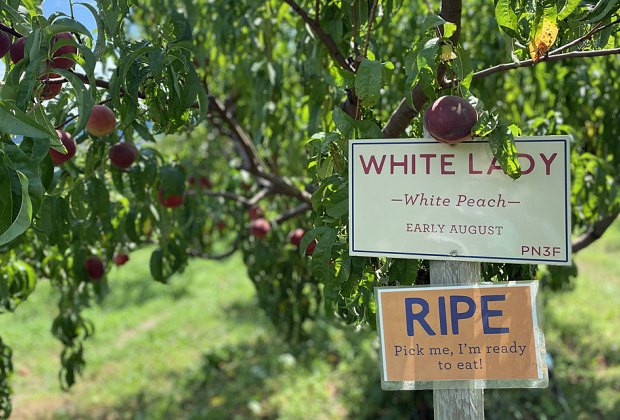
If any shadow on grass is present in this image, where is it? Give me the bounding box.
[52,313,432,419]
[100,273,193,311]
[49,297,619,420]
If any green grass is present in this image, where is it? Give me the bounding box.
[1,223,620,419]
[0,249,387,419]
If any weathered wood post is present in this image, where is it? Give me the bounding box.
[430,260,484,419]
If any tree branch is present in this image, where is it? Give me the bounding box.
[208,97,312,204]
[188,236,241,260]
[439,0,462,44]
[209,97,265,174]
[283,0,354,72]
[382,84,428,138]
[382,4,620,139]
[194,189,251,206]
[383,0,461,137]
[275,202,312,223]
[0,23,23,38]
[572,210,620,254]
[472,47,620,80]
[550,19,619,55]
[363,0,380,58]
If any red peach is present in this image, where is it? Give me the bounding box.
[86,105,117,137]
[49,130,76,165]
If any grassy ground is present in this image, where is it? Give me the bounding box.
[1,223,619,419]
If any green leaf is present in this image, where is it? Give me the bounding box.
[419,15,447,34]
[389,259,420,285]
[133,121,157,142]
[332,106,356,138]
[53,69,96,134]
[170,9,193,42]
[443,22,457,39]
[353,120,383,139]
[473,110,499,137]
[382,61,395,85]
[0,155,13,236]
[0,170,33,246]
[494,0,519,38]
[1,4,31,35]
[4,142,44,214]
[46,18,93,39]
[77,2,106,58]
[453,46,473,89]
[150,248,166,283]
[86,178,110,220]
[354,59,383,107]
[586,0,620,23]
[17,30,44,110]
[488,125,522,180]
[20,0,43,16]
[416,37,441,98]
[328,64,355,87]
[0,102,55,138]
[159,164,186,196]
[301,227,337,284]
[558,0,581,20]
[326,197,348,218]
[148,48,166,81]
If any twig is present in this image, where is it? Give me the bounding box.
[209,97,265,174]
[196,190,251,206]
[550,19,619,55]
[188,236,241,260]
[0,23,23,38]
[275,202,312,223]
[472,47,620,80]
[572,210,620,253]
[363,0,380,58]
[315,0,320,23]
[283,0,354,72]
[248,188,271,206]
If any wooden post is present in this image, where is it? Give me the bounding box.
[430,260,485,420]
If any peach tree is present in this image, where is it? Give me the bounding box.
[1,0,620,416]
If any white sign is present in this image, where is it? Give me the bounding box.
[348,137,571,265]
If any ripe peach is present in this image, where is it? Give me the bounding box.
[288,228,305,247]
[9,36,26,64]
[423,95,478,144]
[0,30,12,59]
[109,142,138,169]
[86,105,116,137]
[49,130,76,165]
[50,32,77,70]
[249,205,263,220]
[84,256,105,280]
[250,218,270,238]
[39,73,63,100]
[158,188,184,208]
[305,239,318,256]
[113,253,129,266]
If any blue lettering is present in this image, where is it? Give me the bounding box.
[450,295,476,334]
[438,296,448,335]
[405,297,436,336]
[481,295,510,334]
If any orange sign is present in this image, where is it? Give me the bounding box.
[375,282,548,389]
